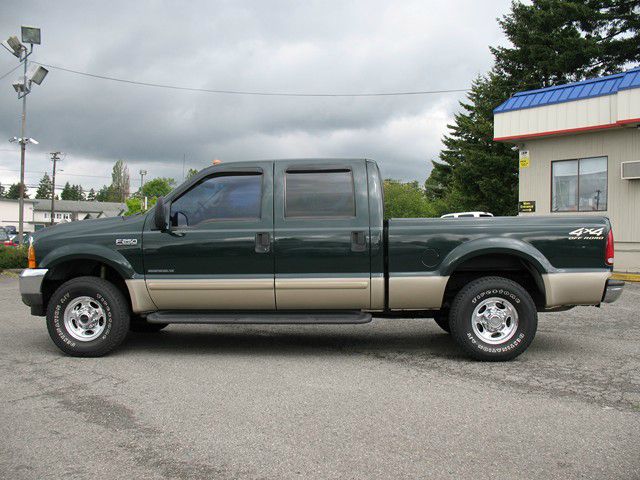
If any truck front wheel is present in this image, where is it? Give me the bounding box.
[449,276,537,361]
[46,276,130,357]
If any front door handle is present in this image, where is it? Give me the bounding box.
[255,232,271,253]
[351,231,367,252]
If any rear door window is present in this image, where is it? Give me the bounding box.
[285,169,355,218]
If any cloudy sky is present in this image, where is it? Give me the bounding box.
[0,0,511,195]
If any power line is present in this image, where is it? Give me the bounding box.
[0,63,22,80]
[0,167,111,180]
[32,61,469,97]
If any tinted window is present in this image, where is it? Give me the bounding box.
[285,170,355,217]
[170,174,262,227]
[552,157,607,212]
[0,229,8,241]
[458,214,474,217]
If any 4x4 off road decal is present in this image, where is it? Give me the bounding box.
[568,227,605,240]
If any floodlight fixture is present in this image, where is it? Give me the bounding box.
[27,138,38,145]
[28,65,48,85]
[9,137,18,143]
[21,26,41,45]
[1,40,19,58]
[6,35,23,56]
[12,80,25,93]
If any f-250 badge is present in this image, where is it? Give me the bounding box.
[568,227,604,240]
[115,238,138,246]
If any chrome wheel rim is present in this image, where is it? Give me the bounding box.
[63,296,106,342]
[471,297,518,345]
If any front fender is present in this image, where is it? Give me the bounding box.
[39,243,136,279]
[438,237,554,277]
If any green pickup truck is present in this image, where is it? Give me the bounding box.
[19,159,624,360]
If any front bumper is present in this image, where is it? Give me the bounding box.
[602,279,624,303]
[19,268,48,314]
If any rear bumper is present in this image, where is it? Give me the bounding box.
[19,268,48,314]
[602,279,624,303]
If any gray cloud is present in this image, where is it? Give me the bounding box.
[0,0,510,193]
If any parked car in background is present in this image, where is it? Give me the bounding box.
[0,227,18,247]
[441,211,494,218]
[4,225,17,235]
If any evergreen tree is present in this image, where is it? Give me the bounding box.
[87,188,96,201]
[426,0,640,216]
[35,173,53,199]
[60,182,73,200]
[73,184,85,200]
[6,183,29,200]
[95,185,115,202]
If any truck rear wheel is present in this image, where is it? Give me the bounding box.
[449,276,537,361]
[46,276,130,357]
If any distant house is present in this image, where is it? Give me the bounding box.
[0,198,38,232]
[0,198,126,232]
[32,200,126,230]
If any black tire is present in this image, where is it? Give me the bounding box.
[46,276,130,357]
[129,320,168,333]
[449,276,537,361]
[433,313,451,333]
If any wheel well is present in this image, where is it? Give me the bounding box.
[42,260,131,312]
[442,254,546,310]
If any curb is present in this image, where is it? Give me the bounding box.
[612,272,640,282]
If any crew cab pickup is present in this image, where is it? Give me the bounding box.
[19,159,624,360]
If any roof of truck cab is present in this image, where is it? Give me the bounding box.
[197,158,372,173]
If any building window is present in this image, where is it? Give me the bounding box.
[44,212,49,219]
[551,157,607,212]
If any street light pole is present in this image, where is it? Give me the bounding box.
[17,50,29,243]
[3,27,46,245]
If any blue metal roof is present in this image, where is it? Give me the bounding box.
[494,67,640,114]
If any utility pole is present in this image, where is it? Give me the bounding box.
[50,151,61,226]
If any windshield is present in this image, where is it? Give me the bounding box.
[0,229,8,241]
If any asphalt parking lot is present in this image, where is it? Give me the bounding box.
[0,275,638,480]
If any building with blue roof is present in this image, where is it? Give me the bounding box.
[493,68,640,273]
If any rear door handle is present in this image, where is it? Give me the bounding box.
[255,232,271,253]
[351,231,367,252]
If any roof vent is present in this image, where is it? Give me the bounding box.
[621,161,640,180]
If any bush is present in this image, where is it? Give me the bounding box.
[0,246,28,269]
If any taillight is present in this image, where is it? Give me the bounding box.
[605,228,614,266]
[28,243,37,269]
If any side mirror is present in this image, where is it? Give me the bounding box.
[153,196,169,231]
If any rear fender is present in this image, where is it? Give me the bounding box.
[439,237,553,277]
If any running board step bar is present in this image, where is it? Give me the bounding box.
[146,310,372,325]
